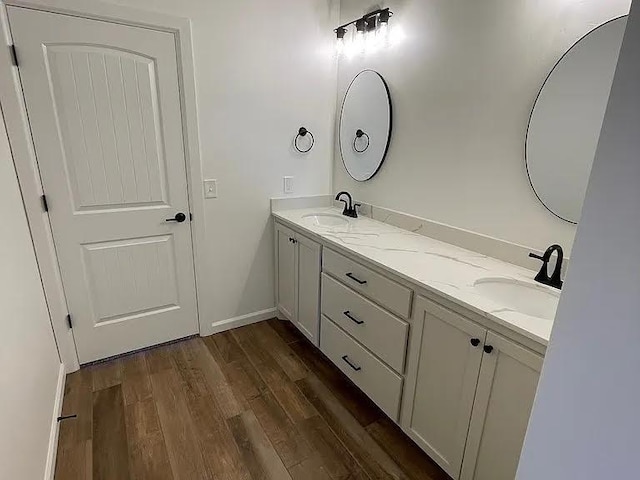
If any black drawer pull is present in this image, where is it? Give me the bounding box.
[341,355,362,371]
[345,272,367,285]
[343,311,364,325]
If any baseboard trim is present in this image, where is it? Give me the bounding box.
[206,307,278,336]
[44,363,66,480]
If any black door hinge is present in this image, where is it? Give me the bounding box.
[41,194,49,212]
[189,212,193,221]
[9,45,18,67]
[66,314,73,329]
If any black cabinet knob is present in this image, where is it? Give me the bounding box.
[484,345,494,354]
[470,338,480,347]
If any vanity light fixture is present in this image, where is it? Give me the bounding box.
[335,7,393,57]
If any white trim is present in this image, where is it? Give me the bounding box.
[3,0,190,31]
[205,308,278,336]
[44,363,66,480]
[0,0,211,367]
[0,5,79,371]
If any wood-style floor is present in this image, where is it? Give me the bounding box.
[55,319,450,480]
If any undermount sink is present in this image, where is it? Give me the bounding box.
[473,277,560,321]
[301,213,349,227]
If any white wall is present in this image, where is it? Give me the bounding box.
[517,0,640,477]
[335,0,631,257]
[101,0,339,327]
[0,109,61,478]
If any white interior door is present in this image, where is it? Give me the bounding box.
[8,7,199,363]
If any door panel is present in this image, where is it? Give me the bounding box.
[461,333,543,480]
[82,235,179,323]
[296,233,321,345]
[48,46,168,210]
[276,223,296,321]
[8,7,198,362]
[402,297,486,479]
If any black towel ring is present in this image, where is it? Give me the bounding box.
[294,127,315,153]
[353,129,370,153]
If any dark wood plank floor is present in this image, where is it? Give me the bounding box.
[55,319,450,480]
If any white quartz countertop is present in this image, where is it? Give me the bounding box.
[273,207,557,346]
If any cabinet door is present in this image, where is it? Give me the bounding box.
[275,223,297,321]
[295,233,321,345]
[401,297,486,479]
[460,332,543,480]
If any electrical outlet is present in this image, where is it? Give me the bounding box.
[283,176,294,194]
[204,179,217,198]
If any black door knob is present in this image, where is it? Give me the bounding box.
[166,212,187,223]
[470,338,480,347]
[483,345,494,354]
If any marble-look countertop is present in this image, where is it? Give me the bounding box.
[273,207,558,346]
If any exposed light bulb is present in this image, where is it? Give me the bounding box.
[378,19,389,47]
[364,16,377,54]
[335,27,347,58]
[353,29,365,54]
[335,37,345,56]
[353,18,366,54]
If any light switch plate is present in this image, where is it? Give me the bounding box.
[283,176,294,194]
[204,179,217,198]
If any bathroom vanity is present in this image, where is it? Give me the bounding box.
[273,205,555,480]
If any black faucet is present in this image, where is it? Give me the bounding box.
[335,191,360,218]
[529,244,564,290]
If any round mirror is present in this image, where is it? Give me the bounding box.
[340,70,392,182]
[526,16,627,223]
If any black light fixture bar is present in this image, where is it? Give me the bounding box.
[334,7,393,34]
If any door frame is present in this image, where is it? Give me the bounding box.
[0,0,208,372]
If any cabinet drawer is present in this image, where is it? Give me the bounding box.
[323,249,412,318]
[320,316,403,421]
[322,274,408,373]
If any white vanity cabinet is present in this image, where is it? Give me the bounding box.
[274,222,321,345]
[401,296,542,480]
[273,214,546,480]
